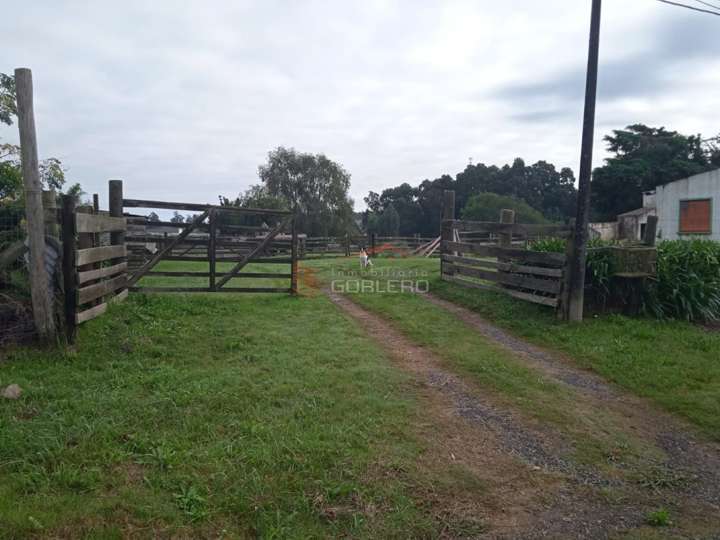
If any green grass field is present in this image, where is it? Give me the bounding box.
[0,285,446,538]
[2,255,719,537]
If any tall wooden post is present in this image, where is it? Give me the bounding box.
[208,209,217,291]
[498,209,515,249]
[61,195,77,343]
[441,190,455,276]
[568,0,602,322]
[108,180,124,265]
[42,189,59,238]
[15,67,56,342]
[291,215,298,294]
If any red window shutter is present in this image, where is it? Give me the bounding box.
[679,199,711,234]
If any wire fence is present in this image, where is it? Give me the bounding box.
[1,202,35,345]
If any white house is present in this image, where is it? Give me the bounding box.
[609,168,720,242]
[653,168,720,241]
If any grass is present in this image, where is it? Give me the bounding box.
[0,286,444,538]
[307,257,664,472]
[309,256,720,440]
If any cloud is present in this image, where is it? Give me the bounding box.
[1,1,718,209]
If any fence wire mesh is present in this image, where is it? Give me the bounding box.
[0,202,35,345]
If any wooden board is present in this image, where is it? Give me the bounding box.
[77,274,127,305]
[123,198,292,215]
[130,287,291,293]
[75,289,128,324]
[77,262,127,284]
[441,273,558,307]
[75,213,126,233]
[442,241,566,267]
[441,254,563,278]
[447,263,560,294]
[145,271,292,279]
[75,245,126,266]
[446,220,572,237]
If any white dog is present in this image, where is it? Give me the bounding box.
[360,248,373,268]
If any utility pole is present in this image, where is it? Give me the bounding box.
[568,0,602,322]
[15,67,57,341]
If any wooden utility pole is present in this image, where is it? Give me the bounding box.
[568,0,602,322]
[15,67,56,341]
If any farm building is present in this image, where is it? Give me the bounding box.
[605,168,720,242]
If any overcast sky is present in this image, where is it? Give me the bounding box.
[1,0,718,210]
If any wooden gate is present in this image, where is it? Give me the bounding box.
[114,184,298,294]
[440,216,574,314]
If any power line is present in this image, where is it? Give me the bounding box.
[655,0,720,16]
[694,0,720,11]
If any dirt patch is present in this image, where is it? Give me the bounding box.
[327,290,651,538]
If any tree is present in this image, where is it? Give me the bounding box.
[378,204,400,236]
[591,124,720,220]
[258,147,354,236]
[147,212,160,222]
[218,184,287,228]
[170,211,185,224]
[0,73,16,126]
[461,193,548,224]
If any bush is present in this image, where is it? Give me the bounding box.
[530,237,615,305]
[643,240,720,322]
[461,193,549,224]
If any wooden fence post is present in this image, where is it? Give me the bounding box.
[441,190,455,275]
[61,195,77,343]
[109,180,124,265]
[42,189,59,238]
[558,219,576,321]
[15,67,56,342]
[208,209,217,291]
[291,216,298,294]
[371,233,376,257]
[498,209,515,248]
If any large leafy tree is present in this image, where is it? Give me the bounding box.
[591,124,720,220]
[257,147,355,236]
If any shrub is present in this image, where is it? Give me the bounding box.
[643,239,720,322]
[461,193,549,224]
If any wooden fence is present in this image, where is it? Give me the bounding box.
[61,195,128,341]
[440,217,574,313]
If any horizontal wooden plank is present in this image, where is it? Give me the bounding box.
[447,263,560,294]
[442,241,566,267]
[76,213,126,233]
[75,289,128,324]
[75,245,126,266]
[77,262,127,284]
[130,287,291,293]
[123,198,292,216]
[145,271,291,279]
[441,273,558,307]
[441,254,563,278]
[446,220,572,237]
[161,256,292,263]
[78,274,127,304]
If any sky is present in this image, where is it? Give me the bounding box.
[1,0,719,211]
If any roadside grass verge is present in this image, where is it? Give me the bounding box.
[305,256,720,440]
[0,291,437,538]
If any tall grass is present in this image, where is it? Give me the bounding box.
[530,237,720,322]
[643,240,720,322]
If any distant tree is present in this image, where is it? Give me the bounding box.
[170,211,185,224]
[461,193,549,224]
[591,124,720,220]
[0,73,16,126]
[64,183,86,205]
[218,184,287,229]
[258,147,354,236]
[147,212,160,222]
[378,203,400,236]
